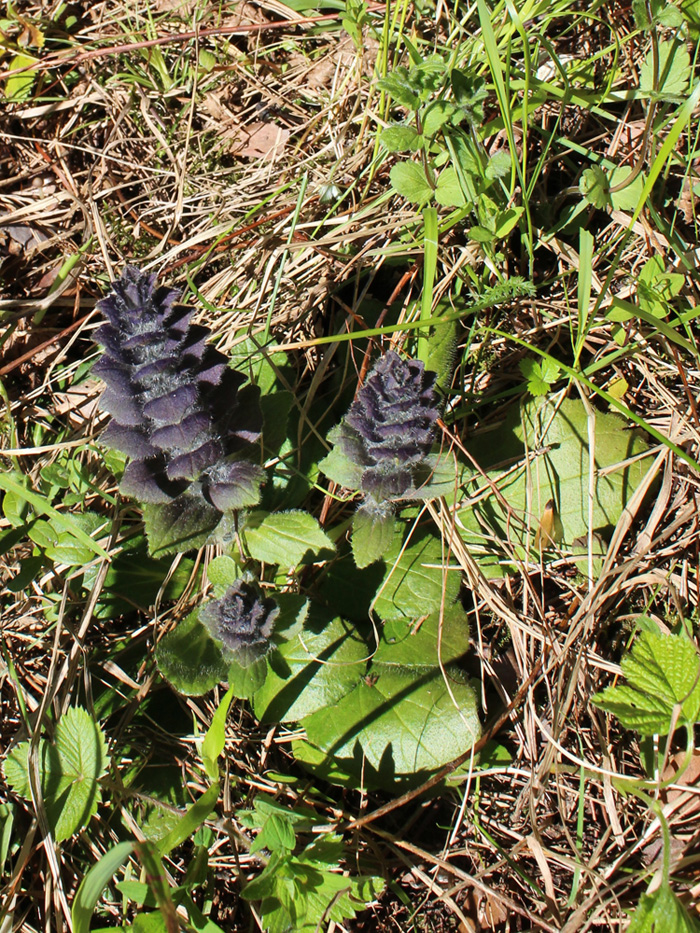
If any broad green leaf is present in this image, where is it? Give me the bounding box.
[303,664,478,775]
[226,654,268,700]
[142,496,222,559]
[627,880,700,932]
[155,611,228,696]
[434,166,467,207]
[639,38,691,96]
[243,510,335,567]
[72,841,135,933]
[592,632,700,734]
[377,68,421,109]
[260,390,294,459]
[3,707,108,843]
[351,508,395,568]
[379,125,422,152]
[458,397,653,576]
[45,512,109,565]
[389,162,434,205]
[373,526,461,621]
[485,150,512,180]
[580,165,610,209]
[493,206,524,239]
[254,608,366,723]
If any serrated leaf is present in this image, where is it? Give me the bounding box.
[580,165,610,209]
[243,510,335,567]
[380,125,422,152]
[458,398,654,576]
[627,880,700,932]
[422,100,459,137]
[3,708,107,843]
[351,508,395,568]
[374,526,460,620]
[485,149,512,181]
[592,632,700,734]
[519,358,561,397]
[155,611,228,696]
[639,38,690,96]
[254,609,366,723]
[143,496,221,559]
[390,162,434,205]
[377,68,421,109]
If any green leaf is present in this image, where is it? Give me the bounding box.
[5,52,38,101]
[380,125,422,152]
[201,686,236,781]
[351,507,395,568]
[318,425,364,490]
[580,165,610,209]
[45,512,110,565]
[639,38,691,96]
[519,357,561,396]
[142,496,222,559]
[72,841,135,933]
[254,605,366,723]
[485,150,512,181]
[458,397,653,575]
[0,472,109,559]
[389,162,434,205]
[156,782,220,857]
[493,206,524,239]
[422,100,459,137]
[155,611,228,696]
[302,611,478,776]
[627,880,700,932]
[377,67,421,109]
[86,541,195,620]
[226,654,269,699]
[3,707,108,843]
[206,555,239,587]
[609,164,647,212]
[592,632,700,734]
[243,510,335,567]
[434,166,467,207]
[373,525,461,621]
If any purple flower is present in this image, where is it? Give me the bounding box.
[199,580,279,666]
[336,351,439,502]
[94,266,263,512]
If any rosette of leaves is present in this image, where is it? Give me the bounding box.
[94,266,264,556]
[320,351,453,567]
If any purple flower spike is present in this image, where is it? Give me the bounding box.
[199,580,279,666]
[337,351,440,502]
[94,267,265,547]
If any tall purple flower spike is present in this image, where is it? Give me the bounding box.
[336,351,440,503]
[94,266,264,519]
[199,580,279,667]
